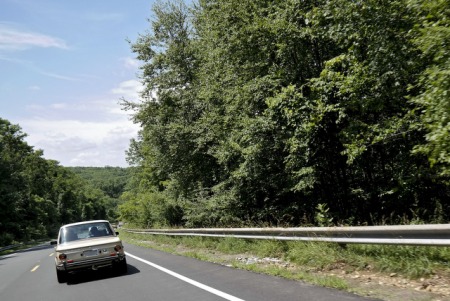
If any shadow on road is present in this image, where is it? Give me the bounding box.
[67,263,140,285]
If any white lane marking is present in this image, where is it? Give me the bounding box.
[49,253,54,257]
[126,252,245,301]
[31,265,40,272]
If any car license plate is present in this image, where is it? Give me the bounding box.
[83,249,99,257]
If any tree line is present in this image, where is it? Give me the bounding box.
[119,0,450,228]
[0,119,120,245]
[68,166,132,220]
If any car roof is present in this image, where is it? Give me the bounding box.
[61,220,110,228]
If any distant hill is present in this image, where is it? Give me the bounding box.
[67,166,132,199]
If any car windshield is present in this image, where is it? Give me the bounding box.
[59,222,114,244]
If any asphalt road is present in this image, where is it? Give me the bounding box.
[0,242,380,301]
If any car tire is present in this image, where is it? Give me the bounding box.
[114,258,127,275]
[56,268,67,283]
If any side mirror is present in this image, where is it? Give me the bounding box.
[50,240,57,245]
[115,231,119,235]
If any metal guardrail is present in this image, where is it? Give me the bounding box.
[0,244,22,252]
[124,224,450,246]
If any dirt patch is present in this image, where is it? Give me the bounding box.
[234,256,450,301]
[322,267,449,301]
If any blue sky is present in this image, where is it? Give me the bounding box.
[0,0,158,167]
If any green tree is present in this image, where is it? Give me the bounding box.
[0,118,115,244]
[122,0,222,225]
[0,118,33,243]
[122,0,450,228]
[408,0,450,177]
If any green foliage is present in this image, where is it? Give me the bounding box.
[68,166,133,221]
[120,0,450,228]
[408,0,450,177]
[117,167,184,228]
[182,187,241,227]
[350,244,450,278]
[315,203,334,227]
[68,166,131,198]
[0,118,113,244]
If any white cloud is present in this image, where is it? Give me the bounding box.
[0,24,68,51]
[121,57,140,69]
[28,85,40,91]
[50,103,67,109]
[111,79,144,100]
[39,71,79,81]
[83,12,124,22]
[18,81,144,167]
[22,117,139,167]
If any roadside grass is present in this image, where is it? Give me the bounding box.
[119,231,450,291]
[0,239,50,256]
[348,244,450,278]
[0,246,21,256]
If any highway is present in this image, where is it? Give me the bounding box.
[0,243,379,301]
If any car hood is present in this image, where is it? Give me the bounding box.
[56,236,122,252]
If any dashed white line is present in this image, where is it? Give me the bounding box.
[31,265,40,272]
[126,252,245,301]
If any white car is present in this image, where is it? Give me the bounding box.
[51,220,127,283]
